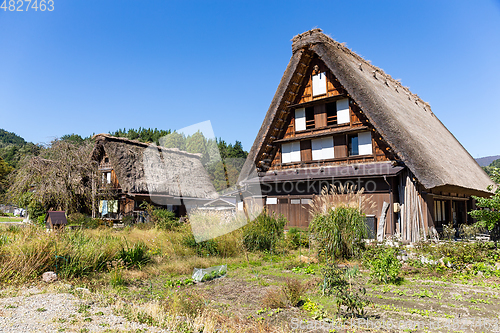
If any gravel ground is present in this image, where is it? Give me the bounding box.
[0,286,168,332]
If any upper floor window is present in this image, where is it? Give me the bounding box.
[326,102,337,126]
[295,107,315,131]
[282,142,301,164]
[102,172,111,184]
[336,98,350,124]
[312,72,327,96]
[348,132,372,156]
[312,136,334,160]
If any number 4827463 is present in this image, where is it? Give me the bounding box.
[1,0,54,11]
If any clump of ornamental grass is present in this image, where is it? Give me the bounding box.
[309,185,374,261]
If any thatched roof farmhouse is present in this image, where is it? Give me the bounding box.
[92,134,217,220]
[241,29,493,242]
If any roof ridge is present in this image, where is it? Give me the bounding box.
[93,133,203,158]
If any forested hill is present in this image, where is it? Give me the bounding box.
[0,129,26,147]
[0,129,40,169]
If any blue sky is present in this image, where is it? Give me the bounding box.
[1,0,499,158]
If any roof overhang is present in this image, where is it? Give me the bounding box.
[244,162,403,183]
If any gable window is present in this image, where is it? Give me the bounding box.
[311,136,334,160]
[281,142,301,164]
[349,132,372,156]
[336,98,350,124]
[326,102,337,126]
[312,72,327,96]
[102,172,112,184]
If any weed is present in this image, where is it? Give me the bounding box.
[242,210,286,252]
[261,288,287,309]
[36,307,47,312]
[282,278,306,307]
[118,242,150,268]
[107,259,126,287]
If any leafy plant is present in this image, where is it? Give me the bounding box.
[366,247,402,284]
[242,210,286,252]
[321,264,369,317]
[165,278,194,288]
[200,268,226,282]
[287,227,309,249]
[118,241,150,268]
[469,168,500,240]
[302,299,327,320]
[442,222,456,241]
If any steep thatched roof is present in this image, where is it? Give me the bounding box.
[92,134,217,199]
[242,29,493,195]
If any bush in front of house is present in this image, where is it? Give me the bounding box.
[309,206,368,261]
[151,208,180,230]
[242,210,287,252]
[365,246,402,284]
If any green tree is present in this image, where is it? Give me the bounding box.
[160,131,186,151]
[0,156,13,201]
[469,168,500,237]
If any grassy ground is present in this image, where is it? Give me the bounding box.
[0,217,23,222]
[1,224,500,332]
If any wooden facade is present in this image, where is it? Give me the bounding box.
[241,29,493,242]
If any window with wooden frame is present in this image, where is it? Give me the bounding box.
[312,72,327,96]
[305,107,315,130]
[434,200,447,223]
[281,141,301,164]
[348,132,372,156]
[336,98,350,125]
[326,102,337,126]
[311,136,334,160]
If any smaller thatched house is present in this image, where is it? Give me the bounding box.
[91,134,218,221]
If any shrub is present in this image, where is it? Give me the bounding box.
[37,214,46,227]
[182,233,220,257]
[152,209,180,230]
[287,227,309,249]
[321,264,369,317]
[366,247,402,284]
[242,211,286,252]
[118,241,151,268]
[122,215,135,226]
[67,213,87,226]
[281,278,306,307]
[309,206,367,261]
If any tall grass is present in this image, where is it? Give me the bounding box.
[0,226,123,283]
[309,185,372,261]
